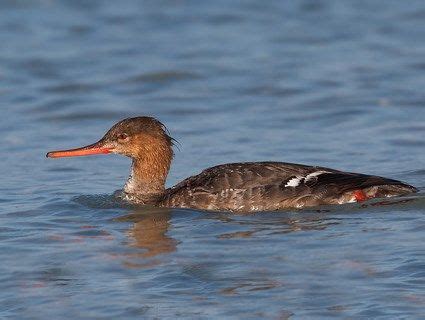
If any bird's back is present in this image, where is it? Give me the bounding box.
[160,162,417,212]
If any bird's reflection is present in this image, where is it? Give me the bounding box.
[115,207,177,268]
[112,194,420,268]
[214,212,338,239]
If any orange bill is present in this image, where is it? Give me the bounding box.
[46,142,112,158]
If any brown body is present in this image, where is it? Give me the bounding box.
[159,162,416,212]
[47,117,417,213]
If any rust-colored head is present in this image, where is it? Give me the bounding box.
[46,116,174,160]
[47,116,175,198]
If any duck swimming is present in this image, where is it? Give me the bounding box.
[46,116,417,212]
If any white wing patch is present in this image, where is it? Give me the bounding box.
[305,171,329,182]
[285,177,302,187]
[284,171,330,188]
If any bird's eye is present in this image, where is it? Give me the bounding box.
[117,133,129,141]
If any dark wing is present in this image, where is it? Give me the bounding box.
[291,170,417,202]
[302,171,413,192]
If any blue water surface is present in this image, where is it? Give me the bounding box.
[1,1,425,319]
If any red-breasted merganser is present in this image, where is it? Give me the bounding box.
[46,117,417,212]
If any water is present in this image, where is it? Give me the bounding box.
[1,0,425,318]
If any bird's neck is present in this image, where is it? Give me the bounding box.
[123,138,173,203]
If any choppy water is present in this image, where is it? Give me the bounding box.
[1,1,425,319]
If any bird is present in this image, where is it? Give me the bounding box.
[46,116,417,212]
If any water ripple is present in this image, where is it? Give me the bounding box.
[2,0,425,319]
